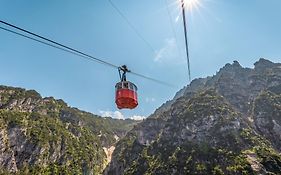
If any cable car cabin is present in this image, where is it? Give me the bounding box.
[115,81,138,109]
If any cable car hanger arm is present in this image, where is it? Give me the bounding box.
[118,65,130,82]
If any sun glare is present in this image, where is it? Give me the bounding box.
[183,0,200,9]
[178,0,204,18]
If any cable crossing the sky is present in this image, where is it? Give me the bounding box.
[107,0,157,54]
[0,20,118,69]
[0,20,174,87]
[181,0,191,82]
[0,26,109,66]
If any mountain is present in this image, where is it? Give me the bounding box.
[0,86,139,174]
[105,58,281,175]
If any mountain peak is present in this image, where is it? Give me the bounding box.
[219,60,243,73]
[106,59,281,175]
[254,58,275,70]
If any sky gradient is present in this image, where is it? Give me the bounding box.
[1,0,281,119]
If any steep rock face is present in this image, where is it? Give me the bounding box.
[0,86,138,174]
[105,59,281,175]
[253,92,281,151]
[150,58,281,121]
[106,90,281,174]
[0,110,105,174]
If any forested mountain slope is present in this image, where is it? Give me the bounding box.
[105,59,281,175]
[0,86,138,174]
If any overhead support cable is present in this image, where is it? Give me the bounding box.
[0,20,118,69]
[0,26,116,68]
[130,71,175,87]
[0,20,175,87]
[107,0,157,54]
[180,0,191,82]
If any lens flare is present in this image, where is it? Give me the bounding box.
[183,0,200,9]
[179,0,204,19]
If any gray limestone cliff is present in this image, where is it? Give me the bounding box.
[0,86,138,174]
[105,58,281,175]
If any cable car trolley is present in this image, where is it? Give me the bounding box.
[115,65,138,109]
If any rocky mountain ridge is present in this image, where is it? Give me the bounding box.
[0,85,138,174]
[105,58,281,175]
[0,58,280,174]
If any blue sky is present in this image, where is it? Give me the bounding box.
[1,0,281,119]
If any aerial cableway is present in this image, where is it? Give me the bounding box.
[0,20,174,109]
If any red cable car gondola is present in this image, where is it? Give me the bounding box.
[115,65,138,109]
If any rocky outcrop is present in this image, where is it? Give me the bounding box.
[253,92,281,151]
[105,58,281,175]
[0,86,138,174]
[150,58,281,120]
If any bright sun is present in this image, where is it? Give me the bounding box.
[182,0,200,9]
